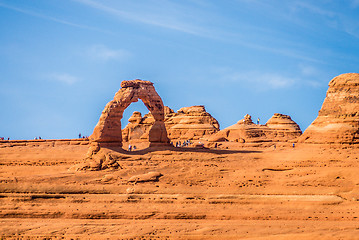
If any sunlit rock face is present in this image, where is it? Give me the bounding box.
[207,113,301,143]
[299,73,359,144]
[122,105,220,143]
[90,79,169,147]
[265,113,302,141]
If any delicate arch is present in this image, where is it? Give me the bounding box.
[90,79,169,147]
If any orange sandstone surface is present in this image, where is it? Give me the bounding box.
[1,75,359,239]
[299,73,359,144]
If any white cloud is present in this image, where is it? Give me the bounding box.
[299,64,319,76]
[263,74,296,88]
[213,68,296,89]
[88,44,130,61]
[49,73,79,85]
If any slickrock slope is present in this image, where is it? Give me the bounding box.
[1,140,359,239]
[207,113,301,143]
[299,73,359,144]
[122,105,220,142]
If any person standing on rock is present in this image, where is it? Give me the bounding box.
[128,144,132,151]
[257,118,260,125]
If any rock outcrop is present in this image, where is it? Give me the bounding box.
[207,113,301,143]
[90,79,169,147]
[128,172,163,183]
[207,114,266,143]
[122,105,220,142]
[299,73,359,144]
[265,113,302,141]
[165,106,220,140]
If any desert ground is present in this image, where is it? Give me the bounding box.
[1,139,359,239]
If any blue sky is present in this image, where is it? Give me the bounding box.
[0,0,358,139]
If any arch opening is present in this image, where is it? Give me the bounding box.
[90,79,170,148]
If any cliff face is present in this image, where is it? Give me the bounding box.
[299,73,359,144]
[207,113,301,143]
[122,105,220,143]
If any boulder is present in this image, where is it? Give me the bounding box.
[299,73,359,144]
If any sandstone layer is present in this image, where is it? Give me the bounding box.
[122,105,220,143]
[207,113,301,143]
[1,140,359,239]
[90,79,169,147]
[165,105,220,140]
[265,113,303,141]
[299,73,359,144]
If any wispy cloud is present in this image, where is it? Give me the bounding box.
[212,65,326,90]
[292,2,336,17]
[87,44,131,61]
[299,64,319,77]
[213,68,296,89]
[0,2,111,34]
[289,1,359,39]
[352,0,359,8]
[48,73,79,85]
[73,0,214,38]
[73,0,322,63]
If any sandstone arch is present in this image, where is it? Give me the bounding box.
[90,79,169,147]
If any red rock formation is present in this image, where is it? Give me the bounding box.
[207,113,301,143]
[90,79,169,147]
[299,73,359,144]
[265,113,302,141]
[165,106,220,140]
[122,112,154,143]
[207,114,265,143]
[122,105,220,142]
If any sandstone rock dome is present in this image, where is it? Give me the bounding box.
[207,113,301,143]
[122,105,220,143]
[299,73,359,144]
[165,105,220,140]
[265,113,302,141]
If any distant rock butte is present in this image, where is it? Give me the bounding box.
[299,73,359,144]
[166,105,220,140]
[265,113,302,141]
[122,105,220,143]
[207,113,301,143]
